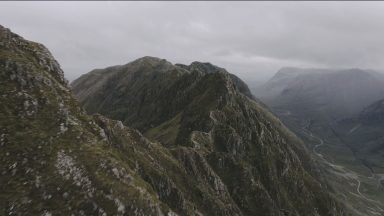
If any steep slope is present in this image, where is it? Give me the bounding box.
[337,99,384,172]
[359,99,384,126]
[72,58,349,215]
[331,99,384,207]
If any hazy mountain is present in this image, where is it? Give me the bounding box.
[253,67,384,164]
[71,57,349,214]
[253,67,335,101]
[254,67,384,120]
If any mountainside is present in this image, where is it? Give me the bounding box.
[359,99,384,126]
[1,24,349,215]
[1,25,207,215]
[332,99,384,209]
[72,57,349,215]
[336,98,384,173]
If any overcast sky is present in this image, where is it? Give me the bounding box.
[1,1,384,83]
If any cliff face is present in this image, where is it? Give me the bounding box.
[72,56,349,215]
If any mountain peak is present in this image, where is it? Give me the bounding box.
[175,61,227,75]
[121,56,181,75]
[130,56,167,65]
[189,61,227,74]
[0,25,67,85]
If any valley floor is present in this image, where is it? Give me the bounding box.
[274,109,384,216]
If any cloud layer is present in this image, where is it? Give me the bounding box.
[1,2,384,82]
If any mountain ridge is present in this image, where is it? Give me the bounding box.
[72,55,349,215]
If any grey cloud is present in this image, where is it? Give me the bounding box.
[1,1,384,82]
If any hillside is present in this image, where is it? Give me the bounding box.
[359,99,384,125]
[336,98,384,173]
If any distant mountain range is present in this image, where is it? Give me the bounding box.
[254,67,384,119]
